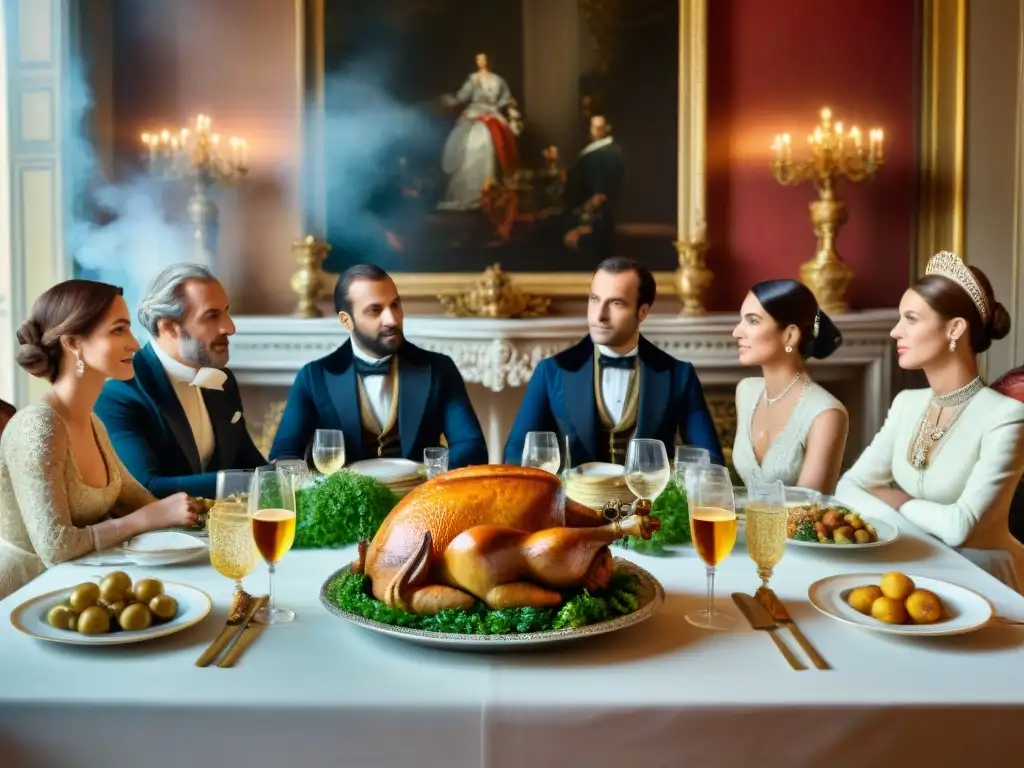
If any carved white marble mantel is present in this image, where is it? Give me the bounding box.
[230,310,898,465]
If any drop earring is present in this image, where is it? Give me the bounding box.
[74,349,85,378]
[949,338,957,353]
[785,345,793,354]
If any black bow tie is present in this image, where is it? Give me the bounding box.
[598,354,636,370]
[353,357,391,377]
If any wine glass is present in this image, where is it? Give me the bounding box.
[521,431,561,474]
[745,480,787,598]
[250,466,297,625]
[685,466,738,631]
[312,429,346,475]
[673,444,711,493]
[208,471,260,596]
[424,446,449,479]
[625,439,670,510]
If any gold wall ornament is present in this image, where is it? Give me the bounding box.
[290,235,332,317]
[437,264,551,318]
[675,223,712,316]
[771,107,884,314]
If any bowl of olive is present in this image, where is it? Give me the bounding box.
[10,572,212,645]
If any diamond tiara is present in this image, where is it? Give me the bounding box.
[924,251,990,324]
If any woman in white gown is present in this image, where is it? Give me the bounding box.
[438,53,521,211]
[731,280,848,493]
[837,252,1024,592]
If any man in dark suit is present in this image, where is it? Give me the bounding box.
[269,264,488,468]
[95,264,266,499]
[504,257,724,467]
[562,114,625,261]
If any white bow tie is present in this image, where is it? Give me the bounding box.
[188,368,227,391]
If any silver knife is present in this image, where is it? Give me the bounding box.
[732,592,805,670]
[756,589,830,670]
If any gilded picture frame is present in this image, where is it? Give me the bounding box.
[294,0,708,299]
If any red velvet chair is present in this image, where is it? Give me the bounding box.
[992,369,1024,543]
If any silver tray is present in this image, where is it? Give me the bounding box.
[319,557,665,651]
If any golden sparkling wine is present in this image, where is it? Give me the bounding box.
[252,508,297,564]
[626,468,670,499]
[313,453,346,475]
[691,506,737,567]
[208,502,260,581]
[745,501,787,571]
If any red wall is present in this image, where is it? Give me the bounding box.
[706,0,919,312]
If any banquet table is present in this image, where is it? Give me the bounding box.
[2,506,1024,768]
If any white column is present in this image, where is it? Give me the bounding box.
[677,0,707,241]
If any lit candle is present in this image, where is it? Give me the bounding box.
[212,134,220,148]
[781,133,791,161]
[849,126,861,150]
[813,127,823,145]
[240,139,248,167]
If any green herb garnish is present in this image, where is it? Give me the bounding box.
[325,567,643,635]
[793,519,819,542]
[614,479,691,555]
[294,471,398,548]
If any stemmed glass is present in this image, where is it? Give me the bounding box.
[521,431,561,474]
[673,444,711,494]
[624,439,670,510]
[208,470,260,596]
[250,466,297,625]
[745,480,787,599]
[685,465,738,631]
[312,429,346,475]
[424,447,449,479]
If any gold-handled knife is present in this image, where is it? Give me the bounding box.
[218,595,269,668]
[756,590,830,670]
[195,591,259,668]
[732,593,805,670]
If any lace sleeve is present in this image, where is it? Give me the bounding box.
[4,408,123,566]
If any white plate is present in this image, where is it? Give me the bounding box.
[10,581,213,645]
[807,572,994,636]
[787,515,898,549]
[121,531,209,566]
[348,458,424,483]
[320,558,664,651]
[573,462,625,478]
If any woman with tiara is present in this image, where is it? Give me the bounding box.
[731,280,848,492]
[837,252,1024,591]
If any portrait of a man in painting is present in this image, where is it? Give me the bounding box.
[305,0,678,282]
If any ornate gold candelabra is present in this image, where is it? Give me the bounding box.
[141,114,249,263]
[675,221,712,316]
[771,107,884,314]
[291,235,332,318]
[438,264,550,318]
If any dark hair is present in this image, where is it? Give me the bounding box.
[333,264,392,314]
[750,279,842,360]
[16,280,124,382]
[594,257,656,310]
[912,266,1010,354]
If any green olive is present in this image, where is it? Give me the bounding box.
[47,605,73,629]
[66,612,78,631]
[98,581,126,605]
[132,578,163,604]
[107,600,128,620]
[102,571,132,594]
[69,582,100,611]
[149,595,177,622]
[119,602,152,631]
[77,606,111,635]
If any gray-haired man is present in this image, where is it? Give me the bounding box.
[95,263,265,499]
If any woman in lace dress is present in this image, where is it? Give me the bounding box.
[0,280,199,599]
[837,253,1024,591]
[731,280,848,493]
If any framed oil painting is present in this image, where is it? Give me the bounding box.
[299,0,704,297]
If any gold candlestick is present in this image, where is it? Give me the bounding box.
[771,107,884,314]
[675,223,712,317]
[141,114,249,264]
[291,235,332,318]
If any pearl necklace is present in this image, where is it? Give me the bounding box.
[931,376,985,408]
[910,377,985,471]
[762,373,803,409]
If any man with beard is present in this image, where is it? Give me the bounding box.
[504,257,724,467]
[95,264,266,498]
[269,264,488,468]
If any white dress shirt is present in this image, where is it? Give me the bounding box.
[352,343,394,430]
[152,343,219,470]
[595,343,638,425]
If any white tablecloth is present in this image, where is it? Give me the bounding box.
[2,507,1024,768]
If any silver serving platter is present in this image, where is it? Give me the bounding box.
[319,557,665,651]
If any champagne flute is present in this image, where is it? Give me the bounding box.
[312,429,346,475]
[209,470,259,596]
[250,466,297,625]
[521,431,561,474]
[625,439,670,508]
[685,467,738,630]
[745,480,787,598]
